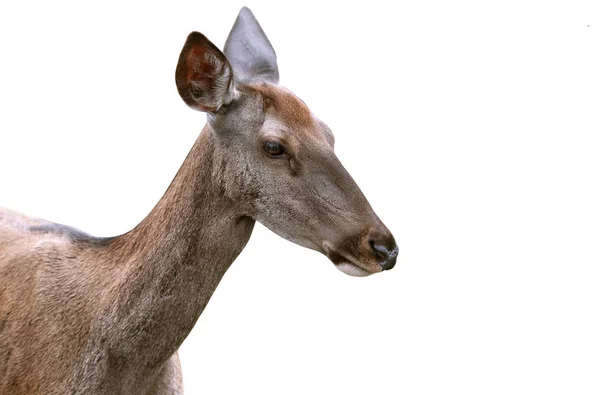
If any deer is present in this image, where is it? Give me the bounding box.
[0,7,397,395]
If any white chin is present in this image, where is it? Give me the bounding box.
[334,262,373,277]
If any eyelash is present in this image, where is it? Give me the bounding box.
[262,140,285,156]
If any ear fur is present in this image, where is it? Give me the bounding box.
[175,32,237,113]
[224,7,279,84]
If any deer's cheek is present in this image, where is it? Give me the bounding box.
[289,157,300,176]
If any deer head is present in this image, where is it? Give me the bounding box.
[175,7,397,276]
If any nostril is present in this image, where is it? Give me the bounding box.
[367,227,398,271]
[369,239,398,271]
[370,240,390,261]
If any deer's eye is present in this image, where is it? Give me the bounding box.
[262,140,284,156]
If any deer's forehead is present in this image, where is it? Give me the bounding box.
[248,84,314,130]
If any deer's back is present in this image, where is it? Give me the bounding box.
[0,209,183,394]
[0,208,104,393]
[0,208,93,285]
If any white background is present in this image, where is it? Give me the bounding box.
[1,1,599,394]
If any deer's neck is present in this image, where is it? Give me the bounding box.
[104,125,254,369]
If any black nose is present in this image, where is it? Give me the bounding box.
[369,233,398,271]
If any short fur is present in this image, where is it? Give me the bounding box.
[0,7,396,394]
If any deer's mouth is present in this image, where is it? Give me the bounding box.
[322,242,381,277]
[333,261,374,277]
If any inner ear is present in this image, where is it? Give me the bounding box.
[175,32,237,113]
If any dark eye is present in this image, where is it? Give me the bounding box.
[262,140,284,156]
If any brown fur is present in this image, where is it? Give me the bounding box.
[250,83,314,129]
[0,8,396,394]
[1,130,253,394]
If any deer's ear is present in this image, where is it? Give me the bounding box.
[224,7,279,84]
[175,32,237,113]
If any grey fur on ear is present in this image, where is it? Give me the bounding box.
[224,7,279,84]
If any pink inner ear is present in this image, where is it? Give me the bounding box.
[176,32,232,113]
[186,47,212,89]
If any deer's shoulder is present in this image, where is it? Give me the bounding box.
[0,208,110,254]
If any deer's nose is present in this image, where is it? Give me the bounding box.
[369,230,398,271]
